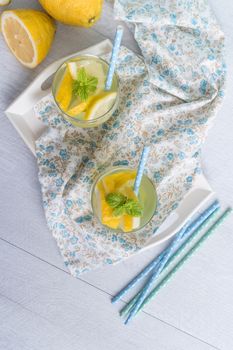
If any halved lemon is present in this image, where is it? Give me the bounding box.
[85,91,117,120]
[0,0,11,6]
[1,10,55,68]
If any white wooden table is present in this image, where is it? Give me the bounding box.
[0,1,233,349]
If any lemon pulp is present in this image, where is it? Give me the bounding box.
[1,10,55,68]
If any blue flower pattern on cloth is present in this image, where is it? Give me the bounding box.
[34,0,225,276]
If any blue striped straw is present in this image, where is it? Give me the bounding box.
[105,25,124,91]
[132,207,232,318]
[133,145,150,196]
[124,223,193,324]
[111,199,219,304]
[120,206,220,318]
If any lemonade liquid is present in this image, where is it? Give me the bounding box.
[91,167,157,233]
[52,55,118,128]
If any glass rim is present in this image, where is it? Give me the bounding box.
[52,54,120,126]
[91,165,157,234]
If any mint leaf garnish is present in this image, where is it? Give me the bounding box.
[124,199,143,217]
[106,193,126,208]
[73,67,98,101]
[105,192,143,217]
[88,76,99,92]
[113,205,127,217]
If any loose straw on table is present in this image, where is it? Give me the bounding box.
[105,25,124,91]
[120,205,220,317]
[112,200,219,304]
[122,207,232,321]
[124,223,188,324]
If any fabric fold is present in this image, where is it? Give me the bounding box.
[35,0,225,276]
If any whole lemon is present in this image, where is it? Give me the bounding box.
[39,0,103,27]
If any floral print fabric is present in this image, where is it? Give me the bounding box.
[34,0,225,276]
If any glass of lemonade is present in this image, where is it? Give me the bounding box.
[52,55,119,128]
[91,166,157,233]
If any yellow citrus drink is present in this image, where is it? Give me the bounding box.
[52,55,119,128]
[91,167,157,233]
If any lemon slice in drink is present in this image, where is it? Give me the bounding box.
[85,91,117,120]
[67,101,88,117]
[101,175,116,193]
[115,173,136,190]
[1,10,55,68]
[85,61,105,92]
[55,68,73,111]
[117,183,141,232]
[67,62,78,80]
[67,61,90,80]
[95,181,120,229]
[120,215,140,232]
[119,187,141,232]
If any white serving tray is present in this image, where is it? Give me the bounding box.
[5,39,214,246]
[5,39,113,154]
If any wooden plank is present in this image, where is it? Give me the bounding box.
[0,240,215,350]
[0,296,78,350]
